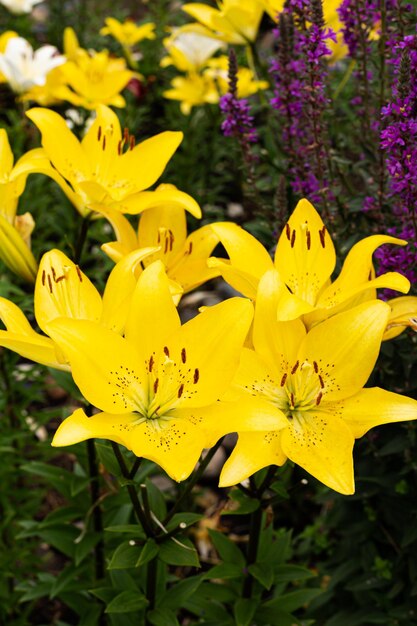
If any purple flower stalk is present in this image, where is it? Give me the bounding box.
[269,0,334,207]
[375,224,417,299]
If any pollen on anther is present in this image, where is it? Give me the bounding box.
[51,267,57,281]
[290,392,295,408]
[41,270,46,286]
[319,227,326,248]
[102,136,106,151]
[313,361,318,373]
[75,266,83,282]
[148,355,154,372]
[285,223,291,240]
[47,275,53,293]
[164,346,170,357]
[316,392,323,405]
[181,348,187,363]
[178,384,184,398]
[97,126,102,141]
[318,374,325,389]
[193,368,199,384]
[153,378,159,393]
[290,230,296,248]
[117,139,122,155]
[291,360,299,374]
[306,229,311,250]
[129,136,135,150]
[280,373,287,387]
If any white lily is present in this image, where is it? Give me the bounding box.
[0,0,43,13]
[0,37,65,94]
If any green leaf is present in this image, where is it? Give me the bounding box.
[108,541,142,570]
[159,575,204,610]
[255,607,302,626]
[273,564,316,582]
[222,489,260,515]
[166,513,203,531]
[159,537,200,567]
[234,598,259,626]
[147,608,180,626]
[204,563,243,579]
[95,442,123,480]
[248,562,274,589]
[264,588,323,612]
[208,529,245,567]
[104,524,146,538]
[75,532,101,566]
[144,477,167,519]
[105,590,148,613]
[136,539,159,567]
[50,564,80,599]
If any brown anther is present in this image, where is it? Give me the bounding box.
[313,361,318,373]
[117,139,122,155]
[285,223,291,240]
[306,229,311,250]
[148,355,154,372]
[291,360,299,374]
[123,127,129,142]
[318,374,325,389]
[181,348,187,363]
[169,230,174,252]
[164,346,170,357]
[290,392,295,408]
[280,373,287,387]
[56,275,65,283]
[47,275,53,293]
[41,270,46,286]
[319,227,326,248]
[157,232,161,244]
[188,241,193,254]
[316,392,323,405]
[290,229,296,248]
[102,136,106,151]
[129,136,135,150]
[178,384,184,398]
[75,266,83,282]
[97,126,102,141]
[368,270,372,280]
[51,267,57,281]
[164,238,169,254]
[153,378,159,393]
[193,368,199,384]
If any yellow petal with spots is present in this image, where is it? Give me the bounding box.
[34,249,102,335]
[274,199,336,305]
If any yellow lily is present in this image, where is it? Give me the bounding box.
[383,296,417,341]
[261,0,348,62]
[219,270,417,494]
[209,199,410,326]
[163,72,219,115]
[183,0,265,45]
[161,27,225,73]
[0,129,38,281]
[100,18,156,47]
[101,184,220,297]
[0,246,158,369]
[25,105,192,218]
[46,261,285,481]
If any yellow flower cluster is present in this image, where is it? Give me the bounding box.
[0,105,417,495]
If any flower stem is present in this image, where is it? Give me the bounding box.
[74,211,92,265]
[242,505,263,598]
[86,439,105,581]
[163,438,224,526]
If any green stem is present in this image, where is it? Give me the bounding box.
[145,556,158,625]
[86,439,105,581]
[111,442,153,535]
[163,438,224,526]
[242,506,263,598]
[74,211,92,265]
[129,457,142,480]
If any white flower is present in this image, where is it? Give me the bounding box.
[162,28,224,72]
[0,0,43,14]
[0,37,65,93]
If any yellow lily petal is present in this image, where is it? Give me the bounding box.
[168,297,254,407]
[137,197,187,264]
[0,297,35,334]
[98,205,139,261]
[274,199,336,305]
[317,235,410,308]
[0,330,67,370]
[219,431,287,487]
[383,295,417,340]
[101,247,160,334]
[125,261,181,359]
[338,387,417,438]
[169,224,222,292]
[0,128,14,176]
[112,131,184,198]
[26,107,90,182]
[34,249,102,335]
[281,409,355,494]
[210,221,274,291]
[299,301,390,402]
[81,105,122,185]
[46,318,148,414]
[0,214,37,282]
[52,408,136,449]
[207,258,261,300]
[130,184,202,219]
[253,269,307,373]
